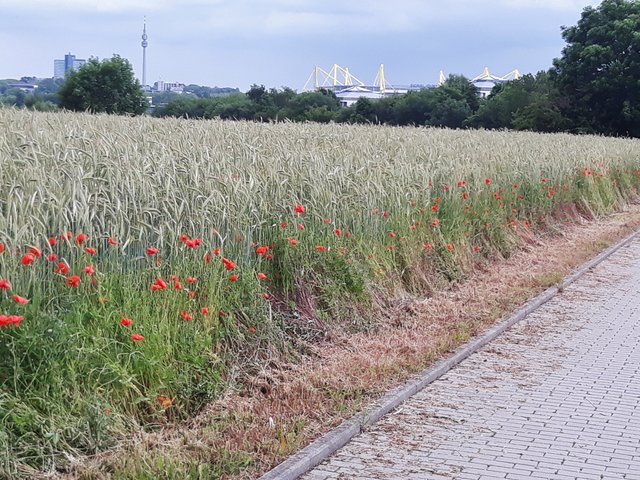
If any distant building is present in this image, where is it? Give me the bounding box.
[304,64,432,107]
[53,53,86,79]
[333,86,387,107]
[153,80,185,93]
[7,83,37,92]
[469,67,521,98]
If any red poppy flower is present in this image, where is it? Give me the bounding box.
[474,246,482,252]
[485,178,491,185]
[47,253,58,261]
[388,231,396,238]
[462,192,468,200]
[185,239,198,249]
[297,223,305,231]
[130,333,144,341]
[409,224,417,231]
[294,203,306,214]
[213,247,221,256]
[28,247,41,257]
[76,233,88,245]
[21,254,35,266]
[422,243,433,250]
[83,264,95,275]
[431,219,440,227]
[0,279,10,290]
[315,245,327,252]
[201,307,209,315]
[388,245,395,251]
[180,310,192,321]
[279,221,287,229]
[249,325,256,333]
[335,228,342,236]
[288,237,298,246]
[447,244,454,250]
[157,396,172,408]
[431,204,438,212]
[55,261,70,275]
[222,258,236,270]
[457,180,466,187]
[146,247,158,255]
[261,293,270,299]
[120,317,133,327]
[256,246,269,255]
[179,234,189,243]
[108,236,119,245]
[48,237,57,247]
[257,272,267,280]
[382,211,389,218]
[0,315,23,327]
[218,311,226,317]
[323,217,331,223]
[174,281,182,290]
[84,247,97,255]
[66,275,81,287]
[187,290,196,298]
[229,274,238,282]
[12,295,29,305]
[186,277,197,283]
[265,253,273,260]
[152,278,167,290]
[0,243,4,254]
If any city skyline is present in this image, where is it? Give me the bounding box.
[0,0,600,91]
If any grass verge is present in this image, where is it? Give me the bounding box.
[69,205,640,480]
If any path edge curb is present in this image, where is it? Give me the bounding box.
[258,226,640,480]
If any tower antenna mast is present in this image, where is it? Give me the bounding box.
[141,17,148,87]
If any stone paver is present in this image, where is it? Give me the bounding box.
[303,238,640,479]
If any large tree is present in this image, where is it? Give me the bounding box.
[552,0,640,136]
[58,55,147,115]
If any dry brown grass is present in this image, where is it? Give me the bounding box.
[71,205,640,480]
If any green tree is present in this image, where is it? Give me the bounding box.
[277,90,340,122]
[512,96,570,132]
[464,72,568,131]
[393,83,474,128]
[58,55,147,115]
[36,77,65,94]
[552,0,640,136]
[443,74,480,112]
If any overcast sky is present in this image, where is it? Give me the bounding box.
[0,0,599,91]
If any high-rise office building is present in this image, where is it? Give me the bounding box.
[53,53,86,79]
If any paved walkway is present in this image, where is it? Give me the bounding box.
[303,239,640,480]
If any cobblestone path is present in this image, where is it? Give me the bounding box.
[303,239,640,479]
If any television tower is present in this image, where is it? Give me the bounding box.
[141,17,148,87]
